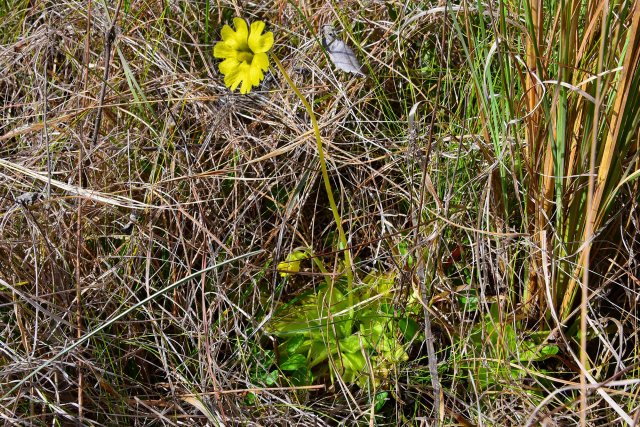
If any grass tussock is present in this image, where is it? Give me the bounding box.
[0,0,639,425]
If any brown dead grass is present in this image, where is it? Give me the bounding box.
[0,0,638,426]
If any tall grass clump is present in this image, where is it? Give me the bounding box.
[432,0,640,424]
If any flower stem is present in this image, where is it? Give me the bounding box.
[270,55,354,315]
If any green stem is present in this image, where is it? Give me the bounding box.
[270,55,354,315]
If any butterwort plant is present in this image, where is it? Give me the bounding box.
[213,18,273,94]
[213,18,359,384]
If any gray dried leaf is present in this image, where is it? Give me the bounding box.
[322,25,364,76]
[15,192,43,206]
[120,212,140,234]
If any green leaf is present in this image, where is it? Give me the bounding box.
[539,344,559,357]
[308,340,330,368]
[519,343,559,362]
[459,293,479,311]
[503,324,517,353]
[342,351,366,372]
[374,391,389,412]
[280,354,308,371]
[285,335,306,354]
[289,367,314,386]
[340,334,363,353]
[398,317,420,340]
[360,318,385,345]
[398,241,415,267]
[264,370,279,386]
[245,392,256,405]
[474,364,524,390]
[379,303,393,314]
[334,351,367,383]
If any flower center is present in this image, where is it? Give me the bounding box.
[237,48,254,64]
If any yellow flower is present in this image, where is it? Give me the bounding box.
[213,18,274,94]
[277,251,308,278]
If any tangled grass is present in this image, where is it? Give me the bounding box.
[1,0,639,425]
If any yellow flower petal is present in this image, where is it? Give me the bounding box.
[249,65,264,87]
[248,21,274,53]
[224,72,241,92]
[252,52,270,72]
[213,42,237,59]
[219,57,240,75]
[220,18,249,50]
[231,17,248,43]
[240,80,252,94]
[223,62,243,91]
[277,260,301,277]
[220,24,238,48]
[249,20,265,36]
[237,62,253,94]
[277,251,308,277]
